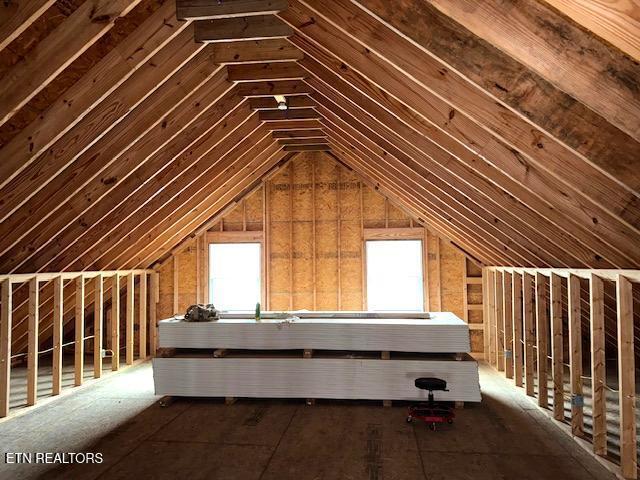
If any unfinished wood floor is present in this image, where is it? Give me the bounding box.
[0,362,618,480]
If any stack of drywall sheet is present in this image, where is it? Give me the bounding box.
[153,352,481,402]
[158,312,470,353]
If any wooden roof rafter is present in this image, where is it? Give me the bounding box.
[276,1,640,268]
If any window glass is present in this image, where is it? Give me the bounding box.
[366,240,424,311]
[209,243,261,311]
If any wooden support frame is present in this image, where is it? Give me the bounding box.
[568,274,583,437]
[512,271,523,387]
[111,273,120,371]
[550,273,564,421]
[535,272,548,408]
[0,279,11,417]
[177,0,289,20]
[126,272,135,365]
[149,272,159,356]
[495,271,504,371]
[74,275,85,387]
[523,272,535,397]
[616,275,637,479]
[139,273,148,359]
[94,275,103,379]
[589,273,606,455]
[52,276,63,395]
[503,272,513,379]
[27,277,38,406]
[195,15,293,43]
[486,269,495,366]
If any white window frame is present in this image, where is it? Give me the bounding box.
[363,228,428,312]
[207,231,265,311]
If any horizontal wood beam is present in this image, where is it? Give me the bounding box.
[272,128,325,138]
[259,108,320,121]
[195,15,293,43]
[0,270,152,284]
[227,62,306,81]
[250,96,315,109]
[177,0,288,20]
[262,119,322,130]
[277,137,327,145]
[210,38,302,64]
[283,144,330,151]
[237,79,312,96]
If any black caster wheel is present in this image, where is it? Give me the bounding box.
[406,416,413,423]
[447,419,453,425]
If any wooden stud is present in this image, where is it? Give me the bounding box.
[27,277,38,406]
[94,274,103,379]
[173,256,179,314]
[486,269,495,367]
[616,275,637,479]
[194,15,293,43]
[264,181,271,310]
[52,276,63,395]
[523,273,535,397]
[139,273,148,359]
[196,235,202,305]
[462,261,469,322]
[435,238,442,310]
[177,0,288,20]
[126,273,135,365]
[589,273,606,455]
[482,269,489,358]
[495,271,504,371]
[422,229,429,312]
[311,159,317,310]
[503,272,513,379]
[337,165,342,310]
[0,279,11,417]
[289,161,294,311]
[360,179,367,310]
[111,273,120,371]
[535,272,548,408]
[149,272,159,356]
[568,274,583,437]
[512,272,523,387]
[550,273,564,421]
[74,275,85,386]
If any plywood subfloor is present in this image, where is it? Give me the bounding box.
[0,362,619,480]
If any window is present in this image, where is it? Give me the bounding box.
[209,243,261,311]
[366,240,424,311]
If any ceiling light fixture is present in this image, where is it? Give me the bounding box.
[274,94,288,110]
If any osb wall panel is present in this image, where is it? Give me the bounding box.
[156,152,484,352]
